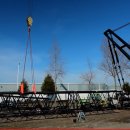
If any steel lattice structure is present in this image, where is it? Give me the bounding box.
[0,90,127,122]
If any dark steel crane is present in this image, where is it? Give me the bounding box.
[104,22,130,89]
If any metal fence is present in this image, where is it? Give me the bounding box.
[0,83,121,92]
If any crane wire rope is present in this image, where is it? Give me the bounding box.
[20,17,36,94]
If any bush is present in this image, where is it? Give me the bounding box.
[18,79,29,93]
[123,82,130,94]
[41,74,55,92]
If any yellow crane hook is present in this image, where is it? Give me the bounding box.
[27,16,33,27]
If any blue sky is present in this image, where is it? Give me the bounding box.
[0,0,130,84]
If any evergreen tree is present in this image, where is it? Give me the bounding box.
[123,82,130,94]
[41,74,55,92]
[18,79,29,93]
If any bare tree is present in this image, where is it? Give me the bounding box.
[100,39,130,89]
[100,41,116,88]
[48,41,64,90]
[81,59,95,90]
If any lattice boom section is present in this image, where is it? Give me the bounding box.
[0,90,129,121]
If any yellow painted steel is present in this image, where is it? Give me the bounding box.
[27,16,33,26]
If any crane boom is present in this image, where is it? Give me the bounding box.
[104,29,130,60]
[104,29,130,88]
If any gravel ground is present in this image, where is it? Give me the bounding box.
[0,110,130,128]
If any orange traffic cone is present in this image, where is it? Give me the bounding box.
[20,82,24,94]
[32,83,36,94]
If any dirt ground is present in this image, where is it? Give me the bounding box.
[1,110,130,128]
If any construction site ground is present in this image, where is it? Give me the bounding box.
[0,109,130,128]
